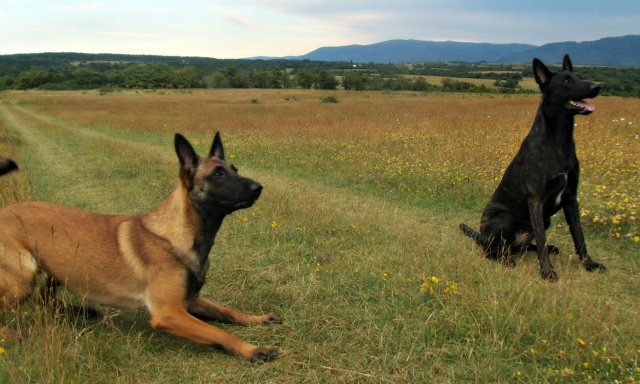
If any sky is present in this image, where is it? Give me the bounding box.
[1,1,639,59]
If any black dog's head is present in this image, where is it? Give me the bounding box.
[534,54,600,115]
[175,132,262,216]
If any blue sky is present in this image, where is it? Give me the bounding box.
[1,1,638,58]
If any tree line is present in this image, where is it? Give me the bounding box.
[1,53,638,97]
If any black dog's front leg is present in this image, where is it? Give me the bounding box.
[528,197,558,281]
[562,195,606,272]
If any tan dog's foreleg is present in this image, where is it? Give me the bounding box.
[146,275,279,362]
[187,297,282,326]
[150,305,278,361]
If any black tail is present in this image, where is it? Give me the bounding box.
[0,158,18,176]
[459,223,485,246]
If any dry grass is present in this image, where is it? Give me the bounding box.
[0,89,639,383]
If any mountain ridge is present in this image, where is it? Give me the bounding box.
[256,35,640,66]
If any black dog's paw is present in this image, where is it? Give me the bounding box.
[541,269,559,282]
[585,261,607,273]
[547,244,560,254]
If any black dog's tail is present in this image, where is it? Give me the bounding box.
[0,158,18,176]
[459,223,485,246]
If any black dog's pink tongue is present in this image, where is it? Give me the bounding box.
[575,100,595,112]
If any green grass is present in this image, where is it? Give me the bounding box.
[0,90,639,383]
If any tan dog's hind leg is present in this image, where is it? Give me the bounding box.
[0,248,38,340]
[187,297,282,326]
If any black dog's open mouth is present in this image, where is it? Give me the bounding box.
[566,100,595,115]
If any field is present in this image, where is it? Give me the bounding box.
[0,89,639,383]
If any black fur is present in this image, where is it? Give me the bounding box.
[460,55,606,281]
[0,158,18,176]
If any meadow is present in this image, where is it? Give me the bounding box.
[0,88,638,383]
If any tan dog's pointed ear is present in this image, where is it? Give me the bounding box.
[175,133,199,189]
[209,132,225,160]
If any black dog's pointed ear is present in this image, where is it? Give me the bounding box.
[562,54,573,72]
[533,58,552,88]
[175,134,199,187]
[208,132,225,160]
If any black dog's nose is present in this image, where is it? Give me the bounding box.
[590,83,600,96]
[249,182,263,195]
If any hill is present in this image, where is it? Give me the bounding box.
[297,40,536,64]
[499,35,640,66]
[292,35,640,66]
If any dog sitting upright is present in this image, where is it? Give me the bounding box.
[0,132,280,361]
[460,54,606,281]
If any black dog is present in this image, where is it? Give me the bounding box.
[460,54,606,281]
[0,158,18,176]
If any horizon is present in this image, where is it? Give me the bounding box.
[2,34,637,61]
[1,1,639,59]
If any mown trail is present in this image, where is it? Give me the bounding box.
[0,100,176,212]
[0,98,453,245]
[0,97,462,273]
[1,92,638,383]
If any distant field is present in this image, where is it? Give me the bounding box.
[0,89,638,383]
[402,75,540,91]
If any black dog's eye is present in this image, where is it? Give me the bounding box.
[562,77,572,87]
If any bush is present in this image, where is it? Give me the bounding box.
[320,95,339,103]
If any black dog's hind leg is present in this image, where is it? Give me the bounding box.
[520,242,560,254]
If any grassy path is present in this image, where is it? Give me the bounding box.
[0,101,175,212]
[0,93,638,383]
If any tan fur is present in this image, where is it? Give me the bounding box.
[0,133,280,362]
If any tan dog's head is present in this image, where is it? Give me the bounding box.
[175,132,262,216]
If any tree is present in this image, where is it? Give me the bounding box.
[315,69,338,90]
[13,66,50,89]
[223,66,249,88]
[72,69,107,89]
[203,72,227,88]
[269,67,288,88]
[252,69,269,88]
[295,69,315,89]
[342,71,365,90]
[412,77,429,92]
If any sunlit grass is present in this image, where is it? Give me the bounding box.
[0,89,638,382]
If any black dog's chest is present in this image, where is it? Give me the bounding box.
[543,172,568,211]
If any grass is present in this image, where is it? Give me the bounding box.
[0,89,639,383]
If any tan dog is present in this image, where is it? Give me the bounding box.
[0,133,280,362]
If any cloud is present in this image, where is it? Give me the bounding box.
[222,11,258,27]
